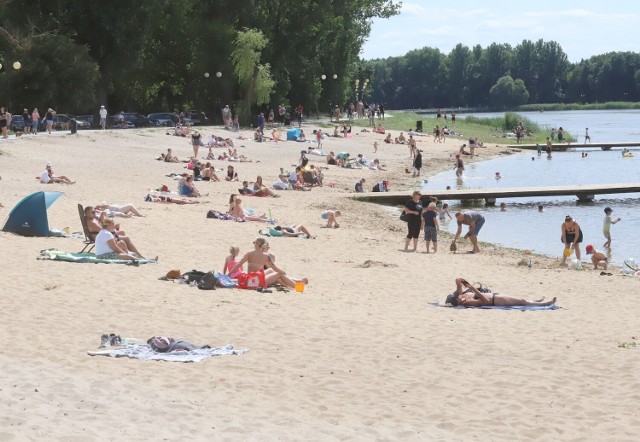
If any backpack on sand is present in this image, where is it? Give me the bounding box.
[197,271,218,290]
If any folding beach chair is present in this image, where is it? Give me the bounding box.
[77,204,95,253]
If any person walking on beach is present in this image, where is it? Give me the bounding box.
[454,154,464,177]
[584,128,591,143]
[412,149,422,177]
[452,210,485,254]
[602,207,621,248]
[99,105,108,130]
[402,191,423,252]
[561,215,583,264]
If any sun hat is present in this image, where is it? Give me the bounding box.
[586,244,594,254]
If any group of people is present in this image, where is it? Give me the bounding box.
[561,208,621,270]
[402,191,485,254]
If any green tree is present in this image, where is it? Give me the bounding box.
[489,75,529,109]
[231,29,276,121]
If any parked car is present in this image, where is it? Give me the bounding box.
[75,115,95,128]
[9,115,25,132]
[186,110,209,126]
[122,113,157,128]
[147,112,179,127]
[110,114,135,129]
[39,114,91,131]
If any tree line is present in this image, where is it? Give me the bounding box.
[0,0,399,121]
[366,40,640,109]
[1,1,638,119]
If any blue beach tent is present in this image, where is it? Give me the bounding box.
[2,191,64,236]
[287,128,301,141]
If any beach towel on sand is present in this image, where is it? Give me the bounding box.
[88,343,247,362]
[428,302,560,311]
[39,248,157,265]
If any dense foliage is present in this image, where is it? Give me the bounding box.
[0,0,399,120]
[1,2,639,117]
[366,40,640,109]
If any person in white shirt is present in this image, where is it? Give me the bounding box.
[94,217,141,262]
[40,162,75,184]
[99,105,108,130]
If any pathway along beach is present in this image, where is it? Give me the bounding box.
[0,123,638,440]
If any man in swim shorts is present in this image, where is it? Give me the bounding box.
[452,210,485,254]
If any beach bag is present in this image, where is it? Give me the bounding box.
[399,212,409,222]
[197,271,218,290]
[237,270,267,289]
[147,336,175,352]
[183,270,206,283]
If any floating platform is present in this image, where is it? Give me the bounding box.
[354,182,640,206]
[506,141,640,151]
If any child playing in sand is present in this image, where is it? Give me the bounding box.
[602,207,621,248]
[223,246,243,279]
[586,245,608,270]
[321,210,341,228]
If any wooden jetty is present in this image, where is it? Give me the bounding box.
[506,141,640,151]
[353,182,640,206]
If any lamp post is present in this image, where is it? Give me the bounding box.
[204,71,223,124]
[1,61,22,110]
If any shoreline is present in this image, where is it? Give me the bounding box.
[1,123,638,440]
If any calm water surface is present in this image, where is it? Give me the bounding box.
[421,144,640,265]
[461,109,640,143]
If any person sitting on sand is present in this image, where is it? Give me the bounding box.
[374,123,385,134]
[223,246,244,279]
[297,129,306,142]
[272,129,282,142]
[94,202,144,218]
[586,244,608,270]
[326,151,337,165]
[397,132,406,144]
[273,224,314,238]
[85,207,146,257]
[241,180,278,197]
[226,238,308,289]
[164,148,180,163]
[321,210,341,228]
[254,129,263,142]
[226,165,239,181]
[94,218,145,263]
[384,133,392,144]
[355,178,366,193]
[201,163,220,181]
[231,197,272,223]
[272,174,292,190]
[369,159,385,171]
[178,175,202,197]
[445,278,556,307]
[40,162,75,184]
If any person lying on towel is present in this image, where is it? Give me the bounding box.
[445,278,556,307]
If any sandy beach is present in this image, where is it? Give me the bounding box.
[0,123,638,441]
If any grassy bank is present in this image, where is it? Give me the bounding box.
[321,111,565,145]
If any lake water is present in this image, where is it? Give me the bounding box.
[421,110,640,265]
[461,109,640,143]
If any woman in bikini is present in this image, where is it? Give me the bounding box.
[445,278,556,307]
[226,238,308,288]
[561,215,583,264]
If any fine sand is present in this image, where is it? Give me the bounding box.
[0,123,638,441]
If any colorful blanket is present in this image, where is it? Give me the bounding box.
[429,302,559,310]
[40,248,157,265]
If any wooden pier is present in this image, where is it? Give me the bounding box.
[353,182,640,206]
[506,141,640,151]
